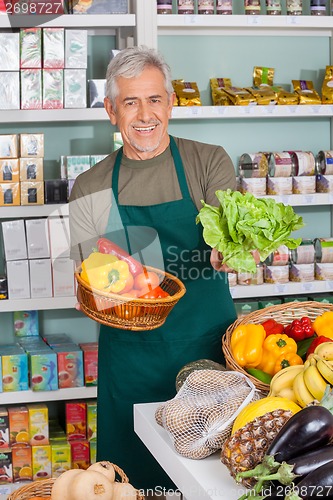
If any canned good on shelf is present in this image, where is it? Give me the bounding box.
[264,264,289,284]
[177,0,195,14]
[267,176,293,195]
[228,272,237,287]
[198,0,215,14]
[157,0,173,13]
[316,150,333,175]
[265,244,290,266]
[292,175,316,194]
[237,264,264,286]
[289,263,315,282]
[216,0,232,14]
[268,152,295,177]
[238,153,269,178]
[314,237,333,263]
[240,177,267,196]
[290,239,315,264]
[316,174,333,193]
[289,151,316,176]
[315,262,333,280]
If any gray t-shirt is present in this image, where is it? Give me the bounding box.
[69,136,236,262]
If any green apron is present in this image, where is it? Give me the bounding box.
[97,136,236,491]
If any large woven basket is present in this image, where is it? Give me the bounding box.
[7,463,145,499]
[222,300,333,394]
[75,265,186,331]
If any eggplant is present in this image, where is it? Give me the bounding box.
[267,405,333,462]
[290,444,333,477]
[286,460,333,499]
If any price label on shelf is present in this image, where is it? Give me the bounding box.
[286,16,302,25]
[246,15,262,25]
[186,107,203,117]
[274,284,287,294]
[301,282,314,292]
[184,15,199,25]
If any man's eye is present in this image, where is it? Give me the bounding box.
[151,98,161,103]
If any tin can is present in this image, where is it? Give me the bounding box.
[292,176,316,194]
[177,0,195,14]
[244,0,261,14]
[238,153,269,178]
[267,176,293,195]
[157,0,173,13]
[240,177,267,196]
[216,0,232,13]
[310,0,327,15]
[314,238,333,263]
[237,264,264,286]
[289,151,316,176]
[264,265,289,284]
[198,0,215,13]
[290,239,315,264]
[266,0,282,14]
[289,263,315,282]
[315,150,333,175]
[265,245,290,266]
[269,152,295,177]
[315,262,333,280]
[228,272,237,287]
[286,0,302,14]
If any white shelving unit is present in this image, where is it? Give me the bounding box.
[0,386,96,405]
[0,1,333,405]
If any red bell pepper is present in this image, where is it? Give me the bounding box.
[306,335,332,358]
[284,316,315,342]
[261,318,285,337]
[97,237,143,276]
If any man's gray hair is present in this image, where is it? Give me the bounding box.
[105,45,174,107]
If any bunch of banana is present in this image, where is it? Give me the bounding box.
[268,364,304,403]
[292,341,333,408]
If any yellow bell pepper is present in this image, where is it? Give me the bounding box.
[230,323,266,368]
[256,333,298,376]
[273,352,303,375]
[313,311,333,340]
[81,252,130,293]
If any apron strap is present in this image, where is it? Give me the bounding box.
[111,136,192,205]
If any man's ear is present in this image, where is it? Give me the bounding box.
[104,97,117,125]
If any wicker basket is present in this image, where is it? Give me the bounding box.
[222,300,333,394]
[75,265,186,331]
[7,463,145,500]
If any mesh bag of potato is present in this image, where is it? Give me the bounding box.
[155,369,259,459]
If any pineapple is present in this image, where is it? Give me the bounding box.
[221,409,293,488]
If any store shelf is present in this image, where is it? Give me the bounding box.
[0,386,97,405]
[0,204,69,218]
[230,280,333,299]
[0,13,136,28]
[157,14,333,36]
[2,105,333,123]
[0,108,108,124]
[171,105,333,119]
[0,194,331,221]
[0,296,76,312]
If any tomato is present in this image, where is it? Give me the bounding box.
[119,272,134,294]
[139,286,169,299]
[134,269,160,291]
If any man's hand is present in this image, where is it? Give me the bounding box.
[210,248,261,273]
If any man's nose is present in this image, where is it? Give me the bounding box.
[137,101,151,121]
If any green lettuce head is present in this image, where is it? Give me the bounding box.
[196,189,304,273]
